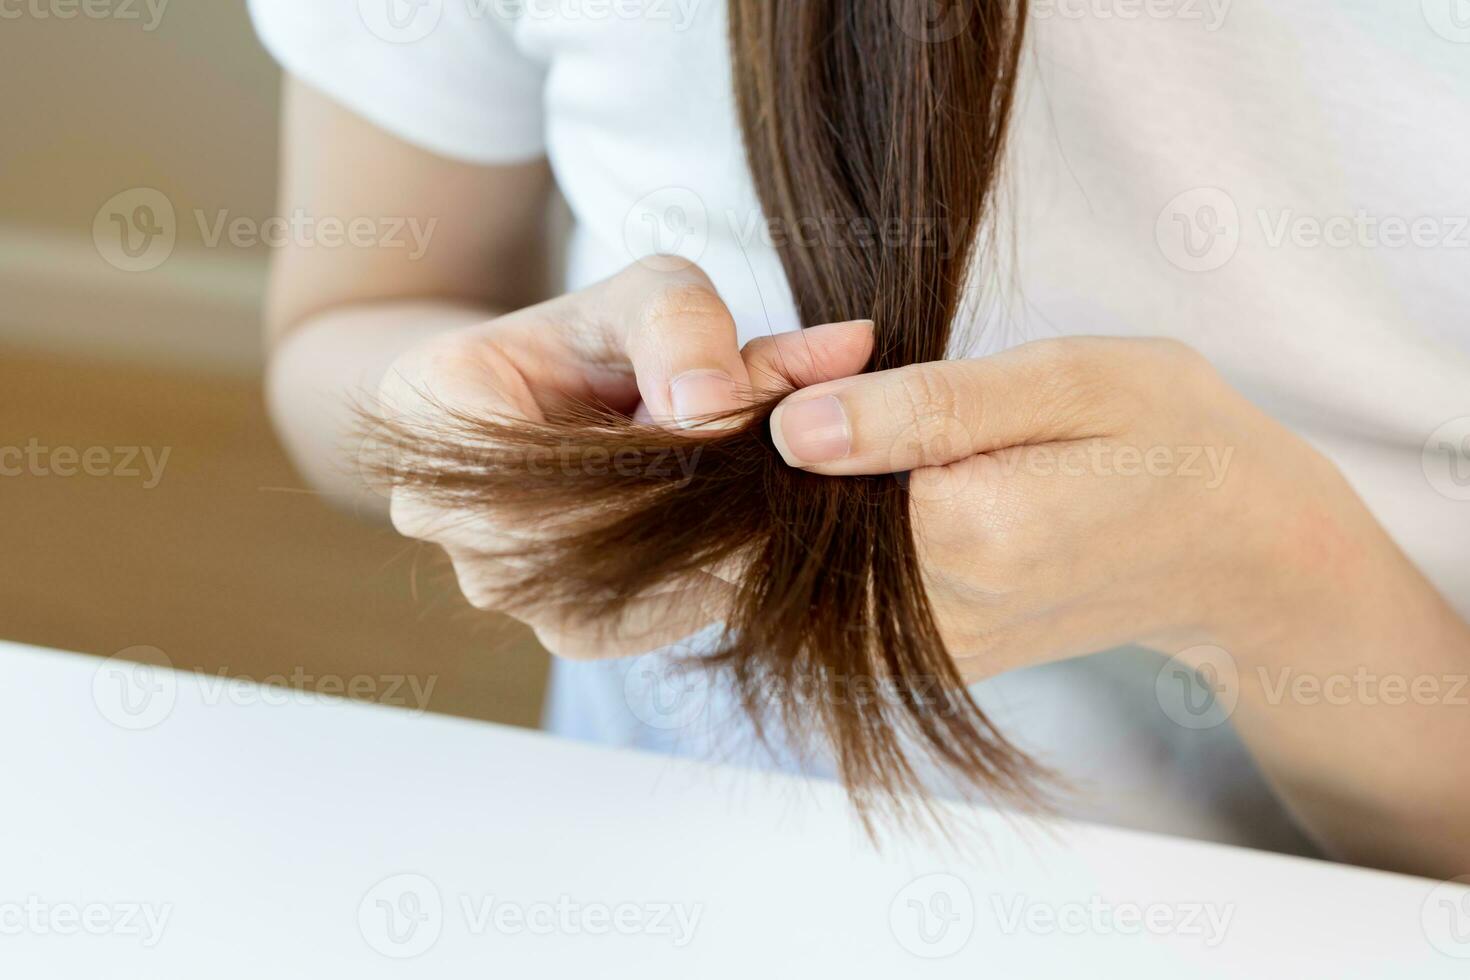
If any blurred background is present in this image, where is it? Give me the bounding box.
[0,5,549,726]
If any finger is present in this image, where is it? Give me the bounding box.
[769,338,1136,475]
[740,319,875,396]
[610,259,755,433]
[466,258,750,426]
[528,573,735,660]
[377,324,536,429]
[443,532,733,659]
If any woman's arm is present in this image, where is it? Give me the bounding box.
[767,337,1470,878]
[263,77,558,515]
[1226,518,1470,877]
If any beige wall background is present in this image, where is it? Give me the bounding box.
[3,3,278,232]
[2,1,279,370]
[0,2,551,728]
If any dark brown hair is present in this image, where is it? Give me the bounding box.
[375,0,1038,828]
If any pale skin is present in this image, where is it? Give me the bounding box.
[269,79,1470,878]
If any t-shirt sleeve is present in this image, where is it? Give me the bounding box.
[248,0,545,164]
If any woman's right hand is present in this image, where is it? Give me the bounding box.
[376,258,874,659]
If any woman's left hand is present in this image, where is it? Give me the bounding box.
[769,336,1370,680]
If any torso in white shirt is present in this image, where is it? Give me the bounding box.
[251,0,1470,851]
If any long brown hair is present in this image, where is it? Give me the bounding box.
[375,0,1038,828]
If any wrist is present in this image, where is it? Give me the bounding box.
[1213,443,1385,664]
[1232,456,1437,674]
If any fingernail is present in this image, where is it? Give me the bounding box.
[777,395,850,464]
[670,370,738,429]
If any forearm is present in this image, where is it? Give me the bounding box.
[260,80,559,518]
[1226,483,1470,878]
[266,301,498,518]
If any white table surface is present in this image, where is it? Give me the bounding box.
[2,640,1466,977]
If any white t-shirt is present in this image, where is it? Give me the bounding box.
[249,0,1470,852]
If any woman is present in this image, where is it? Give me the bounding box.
[250,0,1470,876]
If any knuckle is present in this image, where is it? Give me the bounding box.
[912,455,1029,563]
[413,332,481,383]
[911,511,966,594]
[1133,337,1221,411]
[444,551,504,613]
[529,622,602,661]
[890,366,963,445]
[381,332,501,418]
[621,255,710,287]
[378,340,447,411]
[1145,336,1215,381]
[637,280,730,339]
[1025,337,1094,394]
[739,335,787,393]
[1142,335,1201,363]
[1022,337,1134,433]
[906,465,954,503]
[461,587,501,614]
[911,502,1008,603]
[740,334,776,365]
[968,469,1029,553]
[388,493,436,541]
